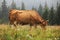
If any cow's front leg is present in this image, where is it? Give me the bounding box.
[34,24,37,28]
[40,24,46,30]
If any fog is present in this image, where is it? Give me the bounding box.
[0,0,60,9]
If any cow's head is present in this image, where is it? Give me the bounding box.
[40,20,48,30]
[43,20,48,26]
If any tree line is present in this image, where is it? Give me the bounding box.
[0,0,60,25]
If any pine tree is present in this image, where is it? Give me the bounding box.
[11,0,17,9]
[1,0,8,23]
[17,7,20,10]
[49,6,55,25]
[21,2,25,10]
[0,7,2,19]
[56,3,60,25]
[42,2,49,20]
[38,4,43,16]
[32,6,37,11]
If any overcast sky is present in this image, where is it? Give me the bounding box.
[0,0,60,9]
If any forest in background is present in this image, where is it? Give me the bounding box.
[0,0,60,25]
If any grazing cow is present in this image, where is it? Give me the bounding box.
[9,9,47,29]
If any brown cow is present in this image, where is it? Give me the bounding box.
[9,9,47,29]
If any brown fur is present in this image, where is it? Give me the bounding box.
[9,9,47,29]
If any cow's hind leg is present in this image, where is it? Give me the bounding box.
[14,21,17,27]
[10,21,16,27]
[9,21,14,27]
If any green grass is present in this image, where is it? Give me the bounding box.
[0,25,60,40]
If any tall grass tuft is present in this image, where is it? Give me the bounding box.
[0,25,60,40]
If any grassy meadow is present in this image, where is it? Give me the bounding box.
[0,24,60,40]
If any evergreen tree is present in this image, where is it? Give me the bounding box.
[0,7,2,19]
[17,7,20,10]
[55,3,60,25]
[54,2,58,25]
[38,4,43,16]
[21,2,25,10]
[11,0,17,9]
[32,6,37,11]
[42,2,49,20]
[49,6,55,25]
[1,0,8,23]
